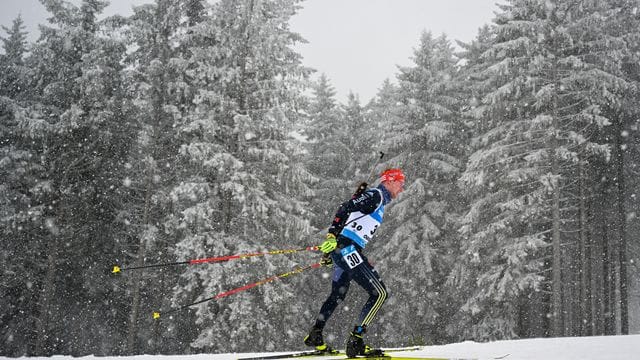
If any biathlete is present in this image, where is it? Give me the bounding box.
[304,168,406,358]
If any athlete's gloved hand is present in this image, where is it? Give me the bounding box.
[320,253,333,267]
[319,233,337,253]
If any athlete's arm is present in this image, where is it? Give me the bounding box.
[327,190,382,236]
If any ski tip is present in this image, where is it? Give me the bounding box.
[112,265,121,274]
[153,312,161,320]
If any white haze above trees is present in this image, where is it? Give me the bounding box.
[1,0,639,357]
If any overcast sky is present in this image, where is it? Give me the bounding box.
[1,0,501,103]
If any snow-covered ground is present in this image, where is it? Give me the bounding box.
[13,334,640,360]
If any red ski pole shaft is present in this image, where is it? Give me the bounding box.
[111,246,319,274]
[188,246,319,265]
[152,262,322,319]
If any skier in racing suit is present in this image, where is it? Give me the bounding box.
[304,168,405,357]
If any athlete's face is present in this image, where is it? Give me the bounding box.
[385,179,405,199]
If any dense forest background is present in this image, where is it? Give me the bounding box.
[1,0,639,356]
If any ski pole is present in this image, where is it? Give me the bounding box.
[366,151,385,183]
[354,151,385,196]
[111,246,319,274]
[152,262,322,319]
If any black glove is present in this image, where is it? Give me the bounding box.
[320,253,333,267]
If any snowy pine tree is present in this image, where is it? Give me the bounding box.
[451,0,639,340]
[342,92,379,184]
[3,0,133,354]
[0,14,43,357]
[115,0,187,353]
[373,31,464,345]
[167,0,315,352]
[302,74,352,227]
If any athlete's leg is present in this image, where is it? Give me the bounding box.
[314,265,351,329]
[345,261,388,357]
[305,261,352,349]
[351,262,388,328]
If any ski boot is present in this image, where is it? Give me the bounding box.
[304,325,331,352]
[346,325,384,358]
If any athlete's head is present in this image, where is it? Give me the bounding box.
[379,168,405,199]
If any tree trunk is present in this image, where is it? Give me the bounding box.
[550,91,563,336]
[602,220,615,334]
[126,176,153,354]
[34,232,58,355]
[551,183,563,336]
[579,161,592,335]
[614,124,629,334]
[590,205,605,335]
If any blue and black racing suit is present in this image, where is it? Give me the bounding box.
[314,184,392,331]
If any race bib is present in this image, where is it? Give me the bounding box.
[339,189,385,249]
[340,245,363,269]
